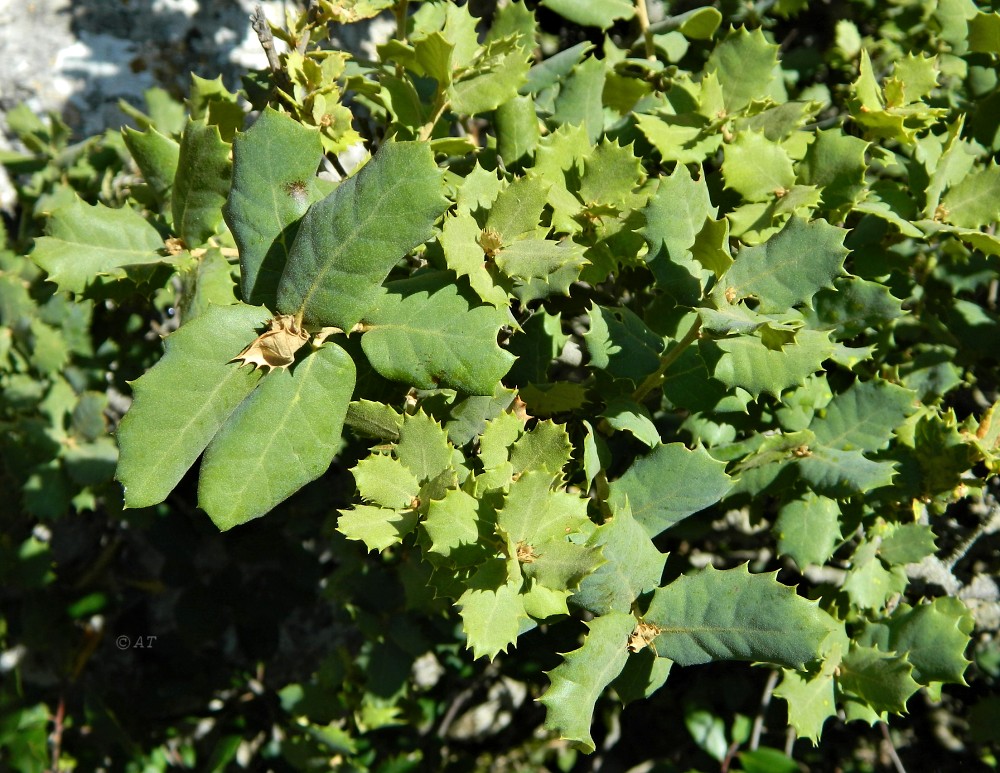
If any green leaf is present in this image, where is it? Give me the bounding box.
[424,488,483,559]
[539,611,634,753]
[487,174,551,241]
[796,447,897,496]
[968,12,1000,53]
[608,443,732,537]
[774,666,837,744]
[396,410,453,483]
[122,125,180,206]
[361,274,515,395]
[705,27,785,113]
[456,557,528,660]
[602,398,660,447]
[810,380,915,453]
[450,36,531,116]
[539,0,634,30]
[496,95,540,168]
[352,453,420,509]
[497,470,590,547]
[941,163,1000,228]
[495,239,587,281]
[552,55,606,143]
[345,400,403,441]
[807,277,905,339]
[276,142,448,328]
[718,217,848,313]
[863,598,971,685]
[774,493,841,570]
[337,505,419,552]
[843,540,907,611]
[31,197,166,293]
[635,111,722,166]
[611,647,673,705]
[172,119,232,246]
[878,523,937,566]
[224,108,324,307]
[116,303,269,509]
[702,329,835,399]
[573,499,666,616]
[439,210,510,307]
[578,139,645,209]
[643,564,840,667]
[641,164,716,304]
[723,131,796,202]
[198,342,356,530]
[838,645,919,714]
[584,305,664,384]
[509,419,573,480]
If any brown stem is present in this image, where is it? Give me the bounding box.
[251,5,282,74]
[749,669,780,751]
[631,318,702,404]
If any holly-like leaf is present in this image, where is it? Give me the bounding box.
[878,523,937,566]
[809,380,915,453]
[116,303,269,509]
[774,493,841,570]
[439,210,510,307]
[941,163,1000,228]
[702,329,835,399]
[456,557,528,660]
[224,108,324,307]
[773,666,837,744]
[578,139,645,209]
[450,36,531,116]
[718,217,848,313]
[838,645,920,714]
[723,131,796,202]
[807,277,905,339]
[798,129,869,214]
[122,125,180,206]
[539,611,635,753]
[424,488,483,559]
[705,27,785,112]
[553,55,606,143]
[352,453,420,509]
[861,598,971,685]
[968,11,1000,53]
[497,469,590,547]
[31,197,167,293]
[198,342,356,530]
[495,239,587,281]
[643,564,840,667]
[276,141,448,328]
[573,500,666,616]
[172,118,231,246]
[585,305,664,384]
[641,164,717,304]
[396,410,453,483]
[608,443,732,537]
[603,398,660,448]
[843,540,907,611]
[508,419,573,480]
[796,447,897,496]
[337,505,419,552]
[361,274,515,395]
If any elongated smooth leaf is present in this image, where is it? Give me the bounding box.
[361,275,515,395]
[276,142,448,328]
[540,0,634,30]
[224,108,324,307]
[172,118,232,246]
[198,343,356,529]
[116,303,269,508]
[644,564,840,667]
[608,443,732,536]
[31,197,167,293]
[539,611,635,753]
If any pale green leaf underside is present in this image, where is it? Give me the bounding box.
[116,303,269,509]
[198,342,356,530]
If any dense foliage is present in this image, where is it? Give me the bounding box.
[3,0,1000,769]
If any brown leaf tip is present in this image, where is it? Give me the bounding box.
[231,315,310,372]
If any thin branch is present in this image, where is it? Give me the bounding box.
[879,722,908,773]
[295,0,321,55]
[631,318,702,404]
[749,669,780,751]
[251,5,282,74]
[394,0,410,43]
[634,0,655,60]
